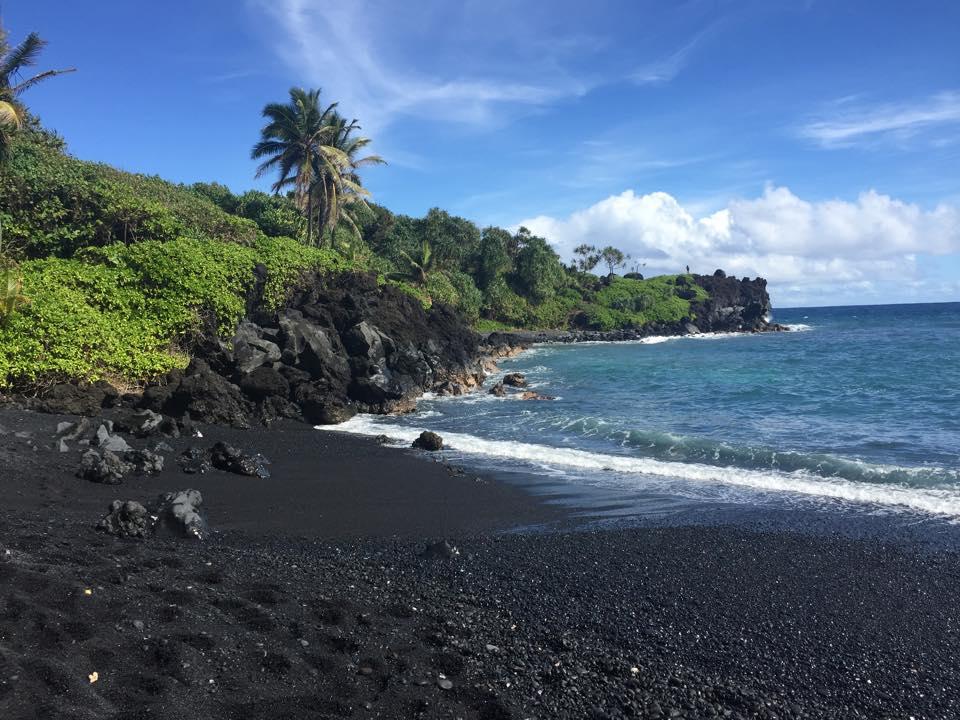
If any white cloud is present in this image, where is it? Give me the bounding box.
[249,0,589,131]
[518,186,960,306]
[800,91,960,148]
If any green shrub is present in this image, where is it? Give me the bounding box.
[0,138,259,259]
[0,236,369,388]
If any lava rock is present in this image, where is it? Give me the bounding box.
[210,441,270,479]
[95,423,132,454]
[126,449,164,475]
[77,449,131,484]
[96,500,151,538]
[178,447,211,474]
[488,382,506,397]
[230,321,282,374]
[412,431,444,452]
[519,391,555,401]
[154,489,205,539]
[239,366,290,402]
[147,360,252,428]
[502,373,527,388]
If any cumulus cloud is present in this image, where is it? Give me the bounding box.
[518,186,960,305]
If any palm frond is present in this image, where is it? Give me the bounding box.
[12,67,76,95]
[1,32,45,77]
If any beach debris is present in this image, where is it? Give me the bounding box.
[110,408,168,437]
[77,449,131,484]
[437,675,454,691]
[210,441,271,479]
[88,671,98,684]
[412,431,443,452]
[154,489,206,539]
[502,372,527,388]
[83,588,92,596]
[96,500,151,538]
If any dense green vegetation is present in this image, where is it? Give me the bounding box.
[0,20,708,389]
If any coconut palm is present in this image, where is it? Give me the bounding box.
[251,88,347,246]
[388,238,435,285]
[313,114,385,245]
[0,23,75,163]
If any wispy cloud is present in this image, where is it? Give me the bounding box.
[800,91,960,148]
[631,31,706,86]
[249,0,590,132]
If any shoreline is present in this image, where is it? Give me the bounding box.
[4,405,960,717]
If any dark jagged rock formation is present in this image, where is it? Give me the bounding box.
[135,272,484,427]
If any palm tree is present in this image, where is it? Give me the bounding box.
[389,238,435,285]
[0,22,75,163]
[313,113,385,245]
[252,88,346,246]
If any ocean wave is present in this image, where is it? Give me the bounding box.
[319,417,960,519]
[551,418,955,485]
[785,323,813,331]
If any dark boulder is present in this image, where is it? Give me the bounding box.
[77,449,131,484]
[229,321,282,374]
[36,381,116,416]
[412,431,444,452]
[97,500,151,538]
[519,391,555,401]
[502,373,527,388]
[293,383,357,425]
[126,449,165,475]
[277,309,350,381]
[239,366,290,401]
[147,360,252,428]
[178,447,210,475]
[109,409,166,437]
[154,489,206,539]
[210,441,270,479]
[488,382,506,397]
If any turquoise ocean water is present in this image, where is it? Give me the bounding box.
[327,303,960,522]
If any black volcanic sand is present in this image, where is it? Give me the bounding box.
[3,408,960,719]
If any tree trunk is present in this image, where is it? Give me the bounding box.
[306,193,314,246]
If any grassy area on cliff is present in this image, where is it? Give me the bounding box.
[0,128,712,389]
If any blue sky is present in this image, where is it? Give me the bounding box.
[6,0,960,307]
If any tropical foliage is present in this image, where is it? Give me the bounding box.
[0,21,710,388]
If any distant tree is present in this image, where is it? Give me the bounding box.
[473,226,513,290]
[572,244,601,272]
[600,246,628,274]
[418,208,481,270]
[0,22,75,164]
[512,227,566,303]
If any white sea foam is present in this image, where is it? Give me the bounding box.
[785,323,813,331]
[319,417,960,519]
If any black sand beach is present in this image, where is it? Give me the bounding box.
[3,406,960,719]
